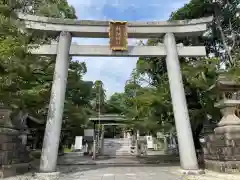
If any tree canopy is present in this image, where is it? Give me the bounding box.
[106,0,240,148]
[0,0,96,146]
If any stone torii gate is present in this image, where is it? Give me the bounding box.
[17,13,212,176]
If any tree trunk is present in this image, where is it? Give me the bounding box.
[193,123,203,150]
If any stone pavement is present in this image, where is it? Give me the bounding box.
[58,165,240,180]
[3,154,240,180]
[3,165,182,180]
[58,164,182,180]
[4,164,240,180]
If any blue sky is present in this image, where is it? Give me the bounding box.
[67,0,190,98]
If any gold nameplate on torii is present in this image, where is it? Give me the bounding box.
[109,21,128,51]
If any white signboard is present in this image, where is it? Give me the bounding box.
[74,136,83,150]
[84,129,94,136]
[157,132,163,139]
[146,135,154,149]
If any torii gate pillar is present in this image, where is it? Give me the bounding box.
[164,33,203,174]
[39,31,72,173]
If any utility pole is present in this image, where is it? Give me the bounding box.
[92,82,101,160]
[98,83,101,150]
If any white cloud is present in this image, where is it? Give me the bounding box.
[67,0,190,98]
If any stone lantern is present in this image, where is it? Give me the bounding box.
[203,75,240,173]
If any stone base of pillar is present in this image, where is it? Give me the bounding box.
[34,172,60,180]
[203,131,240,173]
[0,163,30,178]
[179,169,205,175]
[205,159,240,173]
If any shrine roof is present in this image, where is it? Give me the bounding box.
[89,114,127,124]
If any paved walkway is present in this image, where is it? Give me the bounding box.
[4,154,240,180]
[58,165,181,180]
[4,165,182,180]
[58,165,240,180]
[6,164,240,180]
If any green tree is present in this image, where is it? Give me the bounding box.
[105,92,126,114]
[0,0,95,148]
[0,0,77,115]
[120,0,240,149]
[92,80,106,113]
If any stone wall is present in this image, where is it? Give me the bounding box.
[0,128,31,178]
[0,107,32,178]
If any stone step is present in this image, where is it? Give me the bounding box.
[104,139,131,142]
[104,143,130,144]
[104,151,131,154]
[104,142,131,144]
[103,138,132,156]
[104,145,130,147]
[108,149,130,152]
[115,153,131,155]
[104,144,131,147]
[116,146,130,148]
[104,143,130,145]
[104,142,130,144]
[113,148,130,150]
[105,149,130,151]
[115,154,131,156]
[104,150,130,152]
[115,152,130,154]
[116,149,130,150]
